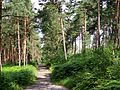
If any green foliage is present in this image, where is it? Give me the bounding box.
[93,80,120,90]
[51,47,119,90]
[29,60,38,68]
[0,65,37,90]
[72,72,97,90]
[61,77,75,89]
[51,61,84,81]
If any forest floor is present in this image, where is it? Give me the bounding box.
[25,64,68,90]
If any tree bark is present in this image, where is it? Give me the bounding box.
[82,11,87,53]
[60,18,67,60]
[4,49,6,63]
[74,38,76,54]
[117,1,120,48]
[23,17,27,66]
[16,17,21,66]
[96,0,101,48]
[9,35,12,62]
[0,0,2,72]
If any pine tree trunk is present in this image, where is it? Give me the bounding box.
[117,1,120,48]
[0,0,2,72]
[79,33,81,53]
[97,0,101,48]
[26,17,29,65]
[82,11,87,53]
[13,34,16,63]
[16,17,21,66]
[23,17,27,66]
[60,18,67,60]
[4,49,6,63]
[110,19,113,40]
[11,44,14,63]
[72,40,74,54]
[74,38,76,54]
[9,35,12,62]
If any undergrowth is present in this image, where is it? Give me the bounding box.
[50,47,120,90]
[0,65,37,90]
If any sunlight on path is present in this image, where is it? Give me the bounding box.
[25,65,68,90]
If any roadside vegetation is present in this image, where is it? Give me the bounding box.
[50,47,120,90]
[0,65,37,90]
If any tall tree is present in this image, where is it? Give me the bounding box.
[60,18,67,60]
[97,0,101,47]
[0,0,2,71]
[16,17,21,66]
[116,0,120,48]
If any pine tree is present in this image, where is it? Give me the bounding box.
[0,0,2,71]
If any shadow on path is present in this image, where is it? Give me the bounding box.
[25,65,68,90]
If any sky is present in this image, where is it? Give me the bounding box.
[31,0,40,10]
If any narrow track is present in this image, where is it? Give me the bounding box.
[25,65,68,90]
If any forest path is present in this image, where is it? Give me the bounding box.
[25,64,68,90]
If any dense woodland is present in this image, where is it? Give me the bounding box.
[1,0,120,90]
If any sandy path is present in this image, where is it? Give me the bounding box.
[25,65,68,90]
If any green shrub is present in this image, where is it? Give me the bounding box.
[93,80,120,90]
[61,77,76,89]
[29,60,38,68]
[72,72,97,90]
[51,61,84,81]
[51,47,115,89]
[0,65,37,90]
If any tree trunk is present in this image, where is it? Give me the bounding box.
[82,10,87,53]
[23,17,27,66]
[72,40,74,54]
[82,11,87,53]
[79,32,81,53]
[96,0,101,48]
[9,35,12,63]
[117,1,120,48]
[74,38,76,54]
[60,18,67,60]
[16,17,21,66]
[0,0,2,72]
[4,49,6,63]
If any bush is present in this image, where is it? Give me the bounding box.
[51,47,115,90]
[61,77,76,89]
[29,60,38,68]
[51,61,84,82]
[93,80,120,90]
[72,72,97,90]
[0,65,37,90]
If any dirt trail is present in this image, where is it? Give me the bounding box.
[25,65,68,90]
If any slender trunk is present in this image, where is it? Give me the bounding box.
[0,0,2,72]
[110,19,113,40]
[6,49,8,61]
[4,49,6,63]
[26,17,29,65]
[23,17,27,66]
[97,0,101,47]
[11,44,14,63]
[27,17,30,64]
[72,40,74,54]
[117,1,120,48]
[9,35,12,62]
[74,38,76,54]
[13,34,16,63]
[79,32,81,53]
[16,17,21,66]
[60,18,67,60]
[82,11,87,53]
